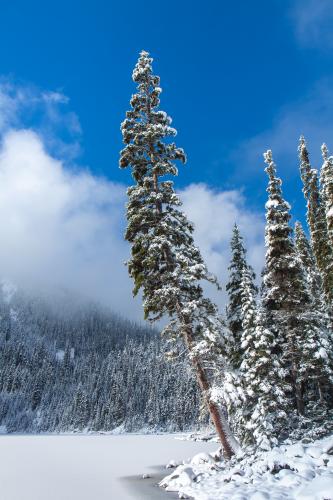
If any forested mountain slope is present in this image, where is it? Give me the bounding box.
[0,283,201,433]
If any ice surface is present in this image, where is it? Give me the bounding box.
[0,434,216,500]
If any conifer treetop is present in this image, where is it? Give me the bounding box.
[299,136,312,199]
[226,223,257,366]
[294,220,325,311]
[321,143,328,161]
[120,50,186,184]
[264,149,292,241]
[227,224,250,287]
[262,149,308,313]
[294,221,315,270]
[264,149,289,207]
[298,137,333,290]
[120,50,221,334]
[320,142,333,262]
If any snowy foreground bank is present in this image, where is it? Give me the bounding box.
[0,434,214,500]
[161,434,333,499]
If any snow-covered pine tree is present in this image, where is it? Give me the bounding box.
[321,144,333,247]
[238,267,287,450]
[226,224,257,368]
[294,221,324,311]
[120,51,238,458]
[299,137,333,310]
[294,221,333,418]
[262,150,332,419]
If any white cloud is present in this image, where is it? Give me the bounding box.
[0,130,264,319]
[181,184,264,309]
[0,79,82,160]
[290,0,333,50]
[0,81,264,320]
[0,128,137,317]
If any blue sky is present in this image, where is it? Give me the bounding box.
[1,0,332,211]
[0,0,332,315]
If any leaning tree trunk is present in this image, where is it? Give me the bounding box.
[152,168,237,460]
[179,308,237,459]
[190,352,235,459]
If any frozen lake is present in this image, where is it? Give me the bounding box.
[0,434,216,500]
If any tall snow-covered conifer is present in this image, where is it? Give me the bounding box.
[238,267,287,449]
[226,224,257,368]
[262,150,332,418]
[299,137,333,310]
[294,221,333,417]
[120,51,238,458]
[321,144,333,248]
[294,221,323,311]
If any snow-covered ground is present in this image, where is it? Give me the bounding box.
[161,434,333,499]
[0,434,215,500]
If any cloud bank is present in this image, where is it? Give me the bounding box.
[0,128,133,316]
[181,184,264,310]
[0,81,264,320]
[181,184,264,279]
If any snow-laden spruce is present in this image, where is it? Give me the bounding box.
[294,221,324,313]
[120,50,238,458]
[321,143,333,249]
[226,224,257,369]
[224,227,285,450]
[237,267,287,450]
[262,150,333,428]
[299,136,333,311]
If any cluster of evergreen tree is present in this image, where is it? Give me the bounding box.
[120,50,333,456]
[0,288,202,433]
[224,145,333,450]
